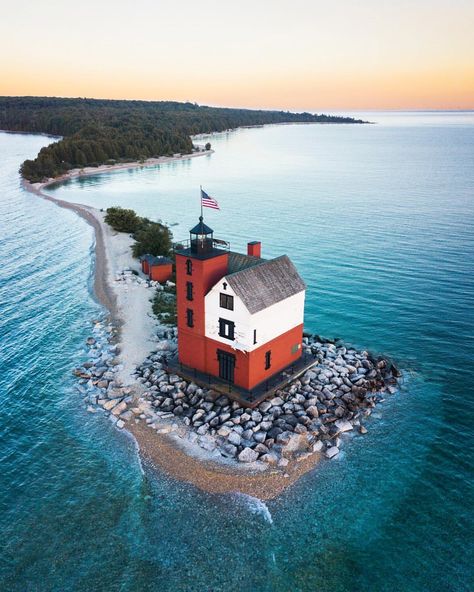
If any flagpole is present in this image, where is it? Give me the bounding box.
[200,185,203,220]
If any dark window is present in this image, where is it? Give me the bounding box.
[253,329,257,344]
[186,308,194,328]
[186,281,193,301]
[186,259,192,275]
[218,318,235,340]
[265,350,271,370]
[219,293,234,310]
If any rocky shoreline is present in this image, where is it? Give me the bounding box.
[74,309,401,473]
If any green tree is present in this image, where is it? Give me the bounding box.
[132,222,173,257]
[105,207,142,233]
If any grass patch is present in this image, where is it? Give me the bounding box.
[151,284,176,326]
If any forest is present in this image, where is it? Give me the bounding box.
[0,96,365,182]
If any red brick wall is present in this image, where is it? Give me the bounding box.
[204,323,303,390]
[176,252,228,368]
[149,263,173,283]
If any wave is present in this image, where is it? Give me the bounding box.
[232,492,274,524]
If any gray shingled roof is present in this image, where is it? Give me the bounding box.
[141,254,173,265]
[226,255,306,314]
[227,251,265,274]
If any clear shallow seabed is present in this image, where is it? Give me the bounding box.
[1,112,473,591]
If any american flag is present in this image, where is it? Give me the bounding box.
[201,189,220,210]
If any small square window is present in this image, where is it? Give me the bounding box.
[219,293,234,310]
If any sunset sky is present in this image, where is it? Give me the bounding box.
[1,0,473,111]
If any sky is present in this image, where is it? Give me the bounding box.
[0,0,473,111]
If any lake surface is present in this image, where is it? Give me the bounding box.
[1,112,473,591]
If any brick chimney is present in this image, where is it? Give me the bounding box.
[247,241,261,258]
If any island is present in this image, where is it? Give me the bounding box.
[25,175,400,499]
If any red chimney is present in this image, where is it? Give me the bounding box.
[247,241,261,258]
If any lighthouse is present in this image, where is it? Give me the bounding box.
[174,216,306,401]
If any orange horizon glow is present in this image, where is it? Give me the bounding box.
[1,0,473,112]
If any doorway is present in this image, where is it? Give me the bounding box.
[217,350,235,383]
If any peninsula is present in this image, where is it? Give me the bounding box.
[0,96,366,182]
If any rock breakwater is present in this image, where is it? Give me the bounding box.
[74,321,400,474]
[133,333,400,470]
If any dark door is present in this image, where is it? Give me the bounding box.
[218,350,235,383]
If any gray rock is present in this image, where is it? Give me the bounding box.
[325,446,340,459]
[241,429,254,441]
[198,435,216,451]
[228,431,242,446]
[270,396,284,407]
[253,431,267,443]
[335,419,353,433]
[222,443,238,457]
[313,440,324,452]
[261,452,279,465]
[238,447,259,463]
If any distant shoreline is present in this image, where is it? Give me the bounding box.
[35,149,214,189]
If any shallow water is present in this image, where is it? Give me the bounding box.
[1,112,473,591]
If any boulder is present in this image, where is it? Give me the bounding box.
[313,440,324,452]
[335,419,353,433]
[261,452,279,465]
[103,398,120,411]
[111,401,127,416]
[222,443,238,458]
[259,401,272,413]
[283,433,310,453]
[325,446,340,459]
[241,429,254,441]
[238,447,259,463]
[270,396,284,407]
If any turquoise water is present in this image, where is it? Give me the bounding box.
[1,112,473,591]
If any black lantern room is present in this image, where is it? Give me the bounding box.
[190,216,214,255]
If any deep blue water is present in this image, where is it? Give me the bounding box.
[1,112,473,591]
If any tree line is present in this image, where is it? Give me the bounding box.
[104,206,173,258]
[0,96,366,182]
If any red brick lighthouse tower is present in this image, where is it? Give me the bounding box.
[174,214,307,403]
[175,217,229,372]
